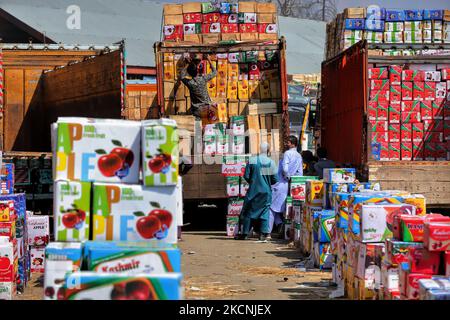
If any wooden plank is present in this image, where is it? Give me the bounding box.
[259,114,266,130]
[228,102,239,117]
[265,115,273,131]
[272,114,282,129]
[4,69,24,151]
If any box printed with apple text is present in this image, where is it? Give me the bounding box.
[54,180,91,242]
[59,272,183,300]
[54,118,141,183]
[142,119,179,186]
[92,183,178,243]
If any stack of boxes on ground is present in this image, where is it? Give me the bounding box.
[326,7,450,59]
[45,117,183,300]
[368,65,450,161]
[295,168,450,300]
[0,163,34,299]
[163,2,278,44]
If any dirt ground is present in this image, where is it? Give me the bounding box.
[15,231,335,300]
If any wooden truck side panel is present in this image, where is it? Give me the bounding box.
[1,46,122,152]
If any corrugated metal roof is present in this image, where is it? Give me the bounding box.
[0,0,325,73]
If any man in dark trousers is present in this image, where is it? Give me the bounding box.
[314,147,336,179]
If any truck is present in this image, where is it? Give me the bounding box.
[320,40,450,208]
[153,38,290,208]
[0,42,126,212]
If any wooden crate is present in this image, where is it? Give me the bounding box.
[182,2,202,13]
[240,33,258,41]
[164,14,183,25]
[221,33,241,41]
[239,1,256,13]
[258,13,277,23]
[256,3,277,13]
[343,7,366,18]
[248,102,277,115]
[184,34,202,43]
[164,4,182,15]
[202,34,221,44]
[258,34,278,41]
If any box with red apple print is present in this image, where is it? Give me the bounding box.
[257,23,278,34]
[389,104,401,123]
[164,25,183,40]
[401,124,412,141]
[420,101,433,120]
[53,118,141,184]
[435,142,447,161]
[142,119,179,187]
[219,14,238,24]
[368,67,388,79]
[58,272,183,300]
[380,141,390,160]
[402,70,424,82]
[183,13,202,23]
[92,183,178,243]
[30,247,45,273]
[445,120,450,141]
[423,143,436,160]
[413,82,425,101]
[412,123,424,141]
[401,82,413,101]
[388,123,400,142]
[369,89,390,103]
[54,180,91,242]
[221,23,238,33]
[202,13,220,23]
[370,120,388,132]
[401,141,413,160]
[432,99,445,119]
[291,176,318,201]
[401,110,421,123]
[369,101,388,120]
[239,23,258,33]
[27,214,50,247]
[424,82,436,100]
[390,85,402,103]
[389,65,402,85]
[389,142,401,160]
[0,238,16,282]
[202,23,221,33]
[372,80,390,93]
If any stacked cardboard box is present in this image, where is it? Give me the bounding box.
[163,1,278,44]
[45,118,183,300]
[369,65,449,161]
[326,7,450,59]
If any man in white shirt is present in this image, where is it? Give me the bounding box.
[269,136,303,238]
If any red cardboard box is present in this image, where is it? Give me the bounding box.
[203,13,221,23]
[432,99,444,119]
[401,141,413,160]
[412,122,424,141]
[420,101,433,120]
[369,67,388,79]
[402,82,413,101]
[435,142,447,160]
[424,131,444,143]
[445,102,450,120]
[380,141,389,160]
[401,216,425,242]
[219,14,238,24]
[413,82,425,101]
[423,143,436,160]
[412,141,424,160]
[424,82,436,101]
[370,89,390,103]
[369,101,388,120]
[429,119,444,131]
[401,110,421,123]
[389,104,401,123]
[401,123,412,141]
[390,85,402,103]
[202,23,221,33]
[371,79,390,91]
[446,251,450,277]
[239,23,258,33]
[257,23,277,34]
[221,24,238,33]
[411,101,421,113]
[163,25,183,40]
[389,65,403,85]
[388,123,401,142]
[370,120,388,132]
[371,132,389,143]
[389,142,401,160]
[402,70,424,82]
[401,101,412,112]
[405,273,433,300]
[424,222,450,251]
[184,13,202,23]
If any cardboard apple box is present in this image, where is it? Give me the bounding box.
[0,238,15,282]
[92,183,178,244]
[54,180,91,242]
[389,104,401,123]
[53,118,141,183]
[59,272,183,300]
[30,246,45,273]
[388,123,400,142]
[368,67,388,79]
[389,142,401,160]
[142,119,179,187]
[401,82,413,100]
[27,214,50,247]
[226,176,240,197]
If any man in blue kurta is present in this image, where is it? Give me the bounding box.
[235,143,278,241]
[269,136,303,236]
